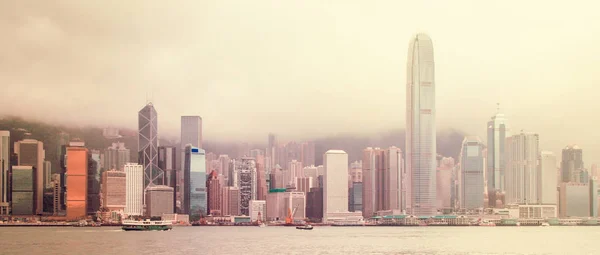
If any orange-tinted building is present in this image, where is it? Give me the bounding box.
[66,143,88,221]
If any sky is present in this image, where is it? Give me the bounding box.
[0,1,599,166]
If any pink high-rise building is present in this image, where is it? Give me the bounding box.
[296,177,313,194]
[266,191,285,221]
[255,155,268,201]
[221,187,240,216]
[436,157,454,210]
[301,141,316,167]
[362,147,403,218]
[207,171,221,215]
[285,160,303,188]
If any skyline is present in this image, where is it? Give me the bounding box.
[1,1,599,165]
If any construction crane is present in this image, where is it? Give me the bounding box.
[285,205,299,226]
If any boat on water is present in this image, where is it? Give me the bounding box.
[296,224,313,230]
[259,223,267,228]
[541,222,550,227]
[477,220,496,227]
[122,220,172,231]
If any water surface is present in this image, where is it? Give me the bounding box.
[0,226,597,254]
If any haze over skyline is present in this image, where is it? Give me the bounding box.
[1,1,599,165]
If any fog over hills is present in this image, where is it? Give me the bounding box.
[0,116,466,171]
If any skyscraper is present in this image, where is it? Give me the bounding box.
[158,146,177,212]
[539,151,557,205]
[458,137,484,209]
[181,116,202,149]
[183,146,207,218]
[505,132,539,205]
[486,108,509,208]
[11,166,34,215]
[255,155,267,201]
[14,139,45,214]
[218,155,230,185]
[124,163,143,216]
[101,170,126,211]
[406,33,436,216]
[301,141,316,167]
[561,145,584,183]
[362,147,384,217]
[138,103,164,188]
[238,157,257,216]
[0,131,9,215]
[207,170,221,215]
[65,142,88,221]
[145,185,174,217]
[285,160,303,188]
[88,150,101,215]
[323,150,348,223]
[103,142,130,171]
[436,157,454,210]
[267,133,278,170]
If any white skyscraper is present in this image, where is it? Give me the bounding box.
[406,33,436,216]
[539,151,557,205]
[505,132,540,205]
[487,108,510,208]
[323,150,349,222]
[125,163,143,216]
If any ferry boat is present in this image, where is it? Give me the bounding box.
[477,220,496,227]
[296,224,313,230]
[122,220,172,231]
[540,222,550,227]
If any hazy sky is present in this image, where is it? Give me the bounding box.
[1,1,599,165]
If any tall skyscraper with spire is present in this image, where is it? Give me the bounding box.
[138,103,164,188]
[406,33,436,216]
[486,105,509,208]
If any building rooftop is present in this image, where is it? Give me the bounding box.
[326,150,347,154]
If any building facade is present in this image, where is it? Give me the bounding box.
[238,157,256,216]
[436,157,454,210]
[486,110,509,208]
[14,139,45,214]
[138,103,164,188]
[102,170,126,211]
[124,163,143,216]
[184,146,207,217]
[559,182,597,218]
[11,166,34,215]
[561,145,584,183]
[158,146,177,212]
[65,143,88,220]
[539,151,557,205]
[362,147,402,218]
[250,200,266,222]
[505,132,539,205]
[459,137,485,209]
[323,150,349,222]
[207,171,221,215]
[181,116,202,149]
[406,33,436,216]
[103,142,130,171]
[0,131,9,215]
[145,185,174,217]
[221,186,240,216]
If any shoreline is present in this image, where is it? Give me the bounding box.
[0,224,597,228]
